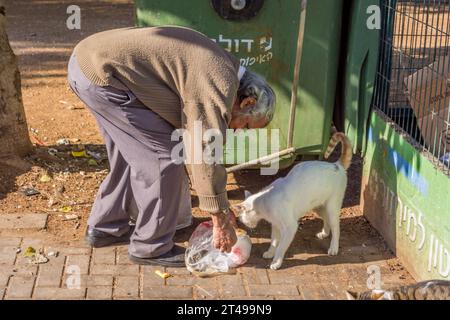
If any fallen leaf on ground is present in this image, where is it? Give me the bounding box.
[71,150,88,158]
[88,159,98,166]
[59,206,72,213]
[40,174,52,183]
[23,246,36,258]
[155,270,172,279]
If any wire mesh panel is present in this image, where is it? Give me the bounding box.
[374,0,450,175]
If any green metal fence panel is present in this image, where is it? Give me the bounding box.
[134,0,343,168]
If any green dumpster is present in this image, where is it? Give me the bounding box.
[340,0,380,155]
[134,0,344,170]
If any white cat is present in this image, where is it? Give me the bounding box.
[233,132,353,270]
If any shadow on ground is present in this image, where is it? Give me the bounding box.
[174,212,393,271]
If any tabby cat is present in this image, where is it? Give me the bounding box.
[346,280,450,300]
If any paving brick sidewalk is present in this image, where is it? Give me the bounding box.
[0,227,414,300]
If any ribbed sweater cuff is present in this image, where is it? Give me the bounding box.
[198,192,230,214]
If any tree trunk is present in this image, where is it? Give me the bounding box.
[0,0,32,164]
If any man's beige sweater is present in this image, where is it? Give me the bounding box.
[74,26,241,213]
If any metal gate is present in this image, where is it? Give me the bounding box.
[374,0,450,175]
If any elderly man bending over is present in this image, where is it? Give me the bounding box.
[67,26,276,267]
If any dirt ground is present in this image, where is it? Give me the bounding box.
[1,0,137,243]
[0,0,413,291]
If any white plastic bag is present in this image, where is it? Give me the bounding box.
[185,221,252,277]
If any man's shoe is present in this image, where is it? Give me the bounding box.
[128,245,186,267]
[85,227,133,248]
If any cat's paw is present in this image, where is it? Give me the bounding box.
[263,250,275,259]
[269,259,283,270]
[327,245,339,256]
[316,231,329,240]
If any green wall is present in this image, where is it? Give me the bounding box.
[362,111,450,280]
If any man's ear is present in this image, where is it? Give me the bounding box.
[231,204,245,216]
[244,190,252,199]
[345,291,358,300]
[240,97,257,109]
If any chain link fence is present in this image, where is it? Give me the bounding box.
[374,0,450,175]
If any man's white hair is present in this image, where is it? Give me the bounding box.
[237,70,276,123]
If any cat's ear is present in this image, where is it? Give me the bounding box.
[345,291,358,300]
[231,203,247,216]
[371,290,386,300]
[244,190,252,199]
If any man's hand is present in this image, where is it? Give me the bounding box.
[211,210,237,253]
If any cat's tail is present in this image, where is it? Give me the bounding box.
[324,132,353,170]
